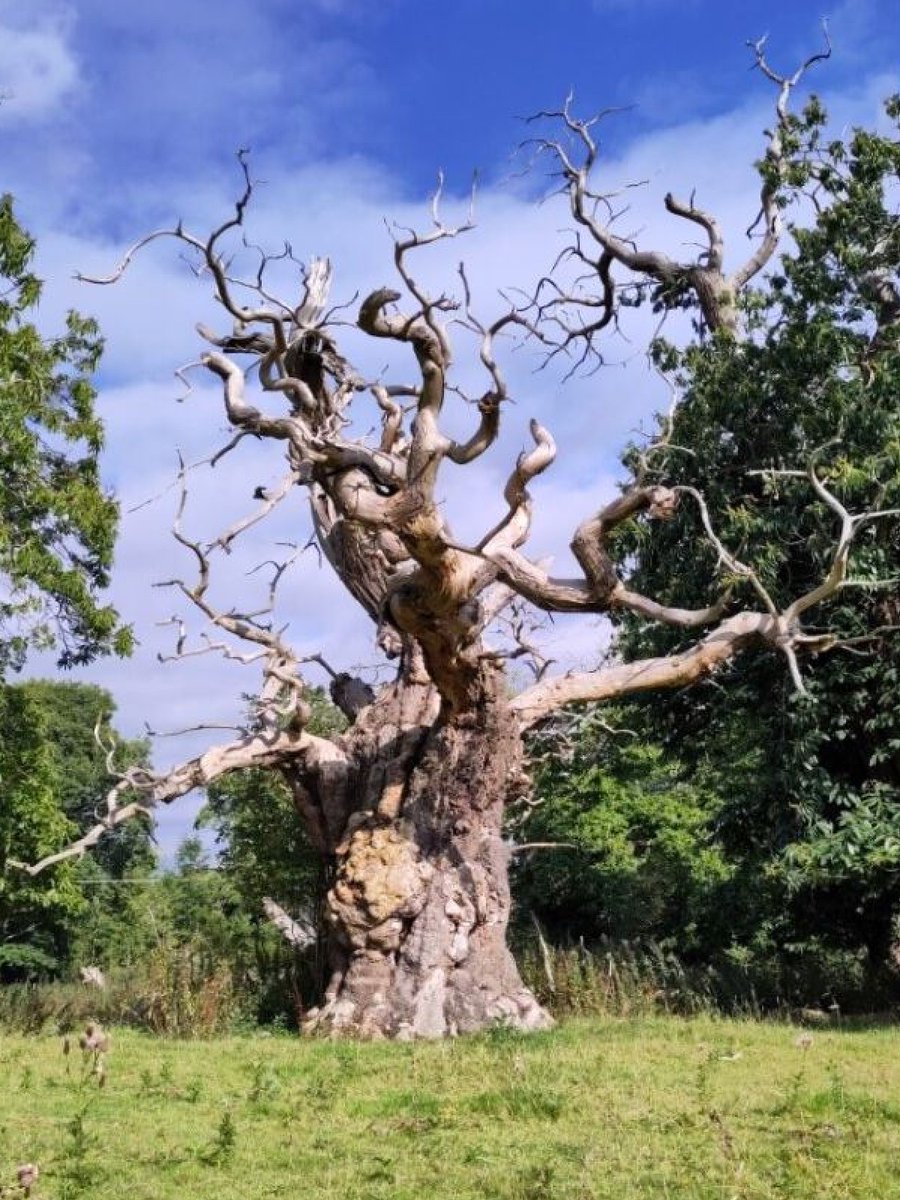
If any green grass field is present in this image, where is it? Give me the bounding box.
[1,1016,898,1199]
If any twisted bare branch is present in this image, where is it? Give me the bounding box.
[14,723,345,876]
[526,32,830,348]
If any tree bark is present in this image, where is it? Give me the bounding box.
[300,668,551,1038]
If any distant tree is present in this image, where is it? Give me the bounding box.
[202,769,321,931]
[0,687,81,979]
[161,837,252,964]
[22,44,900,1035]
[0,681,151,977]
[68,835,256,1009]
[201,688,345,923]
[20,680,152,878]
[199,688,347,1014]
[0,194,131,676]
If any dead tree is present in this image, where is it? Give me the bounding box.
[18,41,898,1038]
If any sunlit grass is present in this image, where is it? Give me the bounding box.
[1,1016,898,1198]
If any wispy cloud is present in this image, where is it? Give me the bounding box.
[0,7,79,122]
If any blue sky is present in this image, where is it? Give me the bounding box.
[3,0,897,223]
[1,0,897,859]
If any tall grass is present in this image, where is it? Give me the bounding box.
[2,936,714,1035]
[518,927,899,1020]
[3,931,894,1035]
[519,935,725,1019]
[0,945,241,1037]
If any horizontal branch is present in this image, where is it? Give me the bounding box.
[15,726,345,876]
[511,611,770,729]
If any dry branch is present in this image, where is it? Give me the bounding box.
[525,31,830,349]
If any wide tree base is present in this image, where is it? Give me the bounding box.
[286,668,554,1040]
[302,957,552,1039]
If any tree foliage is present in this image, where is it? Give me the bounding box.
[0,195,131,676]
[198,688,348,1012]
[0,686,81,978]
[515,711,732,951]
[0,681,150,979]
[200,687,345,919]
[590,95,900,995]
[18,680,152,877]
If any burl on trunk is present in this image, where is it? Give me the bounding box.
[300,669,551,1038]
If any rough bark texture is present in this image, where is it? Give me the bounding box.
[300,669,551,1038]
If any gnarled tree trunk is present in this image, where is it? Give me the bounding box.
[28,51,871,1042]
[300,669,550,1038]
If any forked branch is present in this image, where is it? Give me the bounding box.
[527,29,830,347]
[14,723,345,876]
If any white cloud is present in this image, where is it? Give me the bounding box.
[0,11,78,122]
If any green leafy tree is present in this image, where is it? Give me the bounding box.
[0,687,81,979]
[199,689,347,1016]
[19,680,152,878]
[0,195,131,676]
[201,688,344,920]
[201,769,321,931]
[615,96,900,996]
[515,713,733,952]
[0,681,152,977]
[157,837,253,967]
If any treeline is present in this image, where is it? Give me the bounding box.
[0,682,332,1029]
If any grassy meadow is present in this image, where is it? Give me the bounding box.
[1,1016,898,1199]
